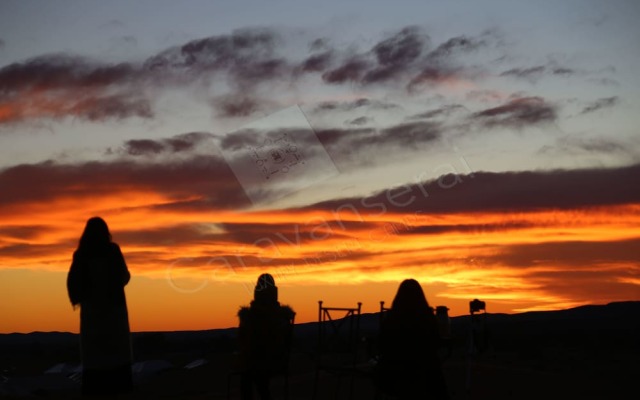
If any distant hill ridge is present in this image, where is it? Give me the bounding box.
[1,301,638,346]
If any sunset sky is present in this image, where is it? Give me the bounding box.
[1,0,639,334]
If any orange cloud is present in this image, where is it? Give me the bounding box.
[1,159,639,332]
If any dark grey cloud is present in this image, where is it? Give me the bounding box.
[313,127,376,148]
[297,50,334,73]
[345,116,372,126]
[216,116,442,172]
[309,38,329,51]
[470,96,557,128]
[0,54,139,94]
[362,26,428,84]
[321,27,491,90]
[112,132,213,157]
[551,67,575,76]
[320,26,428,85]
[217,128,264,152]
[580,96,618,114]
[572,138,625,153]
[407,104,466,120]
[372,26,427,66]
[0,54,150,124]
[231,58,288,87]
[0,25,577,125]
[373,121,441,147]
[215,119,442,174]
[121,139,165,156]
[406,66,464,92]
[313,97,399,113]
[164,132,213,152]
[565,137,626,154]
[539,136,631,157]
[0,29,288,124]
[211,95,265,118]
[500,66,546,81]
[321,56,371,84]
[145,25,467,92]
[500,63,578,83]
[72,94,152,121]
[143,27,290,92]
[0,154,249,211]
[426,35,485,60]
[302,162,640,215]
[314,121,441,153]
[144,27,279,72]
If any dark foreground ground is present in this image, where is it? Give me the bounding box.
[1,301,638,399]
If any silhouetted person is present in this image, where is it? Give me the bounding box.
[236,273,295,400]
[67,217,133,396]
[375,279,449,399]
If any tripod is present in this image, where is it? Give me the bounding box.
[466,299,487,396]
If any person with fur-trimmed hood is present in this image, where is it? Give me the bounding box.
[237,273,295,400]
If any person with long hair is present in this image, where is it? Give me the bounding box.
[67,217,133,396]
[375,279,449,399]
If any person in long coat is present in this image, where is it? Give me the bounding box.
[67,216,133,396]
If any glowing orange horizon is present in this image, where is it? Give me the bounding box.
[1,185,638,333]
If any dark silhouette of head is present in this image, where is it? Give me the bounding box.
[391,279,432,318]
[253,273,278,306]
[78,217,112,253]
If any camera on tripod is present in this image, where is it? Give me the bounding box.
[469,299,485,314]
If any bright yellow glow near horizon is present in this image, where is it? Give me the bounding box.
[1,197,639,333]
